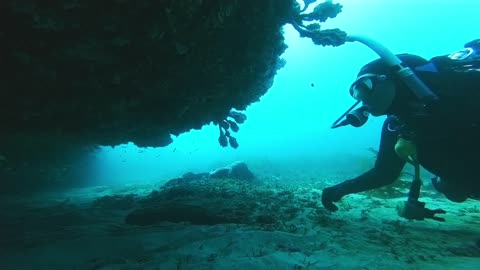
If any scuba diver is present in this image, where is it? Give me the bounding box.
[322,37,480,221]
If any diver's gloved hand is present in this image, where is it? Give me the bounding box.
[397,199,446,222]
[321,186,344,212]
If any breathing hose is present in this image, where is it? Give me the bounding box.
[346,35,439,104]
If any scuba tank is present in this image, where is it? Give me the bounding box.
[444,39,480,72]
[417,39,480,73]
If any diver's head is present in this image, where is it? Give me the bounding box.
[349,73,395,116]
[350,54,429,116]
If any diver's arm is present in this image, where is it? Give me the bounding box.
[322,117,406,211]
[339,117,406,194]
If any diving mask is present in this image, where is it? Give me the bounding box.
[349,73,396,116]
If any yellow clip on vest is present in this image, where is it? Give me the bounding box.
[395,137,417,165]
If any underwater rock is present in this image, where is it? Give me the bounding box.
[92,194,137,210]
[163,172,210,188]
[0,0,293,191]
[255,214,276,224]
[1,0,295,148]
[125,203,241,226]
[125,176,349,230]
[209,168,231,179]
[229,161,256,181]
[182,172,209,182]
[162,177,185,189]
[163,162,255,190]
[209,161,255,181]
[0,0,346,192]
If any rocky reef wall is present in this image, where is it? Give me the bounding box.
[0,0,346,191]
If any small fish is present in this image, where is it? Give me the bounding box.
[311,82,315,87]
[189,148,199,154]
[172,148,176,152]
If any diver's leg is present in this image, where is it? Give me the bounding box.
[431,176,469,202]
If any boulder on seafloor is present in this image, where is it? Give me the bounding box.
[182,172,210,181]
[229,161,256,181]
[209,167,231,179]
[162,172,210,188]
[163,161,256,188]
[125,203,243,226]
[209,161,255,181]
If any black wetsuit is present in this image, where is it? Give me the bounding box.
[331,116,479,201]
[322,57,480,211]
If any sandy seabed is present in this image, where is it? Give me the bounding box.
[1,175,479,270]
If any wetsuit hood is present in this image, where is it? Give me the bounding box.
[356,54,430,117]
